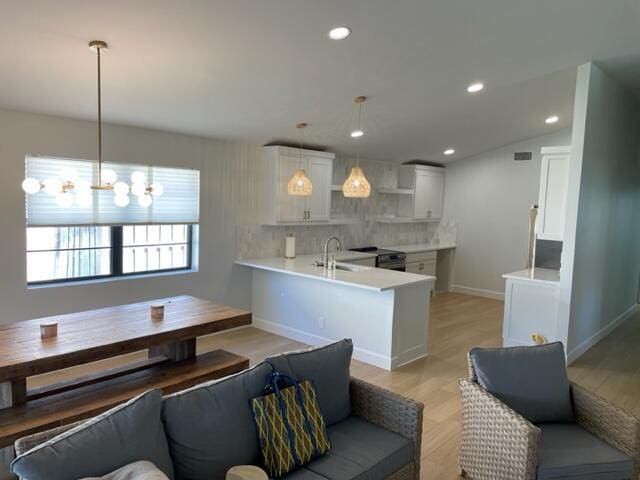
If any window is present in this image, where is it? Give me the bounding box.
[27,224,193,285]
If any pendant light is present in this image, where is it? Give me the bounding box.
[342,96,371,198]
[287,123,313,196]
[22,40,163,208]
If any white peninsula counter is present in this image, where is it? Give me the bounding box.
[236,255,435,370]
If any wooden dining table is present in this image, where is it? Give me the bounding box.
[0,295,252,457]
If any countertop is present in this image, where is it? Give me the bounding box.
[383,243,456,254]
[503,268,560,285]
[236,255,435,292]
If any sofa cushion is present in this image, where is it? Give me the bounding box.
[280,468,328,480]
[81,460,169,480]
[11,389,174,480]
[304,416,413,480]
[265,339,353,426]
[161,362,272,480]
[536,423,633,479]
[469,342,574,423]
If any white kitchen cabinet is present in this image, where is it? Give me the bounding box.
[503,273,560,347]
[405,260,436,276]
[537,146,570,241]
[405,250,437,276]
[397,166,445,220]
[262,146,335,225]
[306,156,333,221]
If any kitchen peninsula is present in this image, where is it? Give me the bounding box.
[236,253,435,370]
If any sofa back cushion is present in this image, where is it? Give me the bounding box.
[265,339,353,426]
[161,362,272,480]
[11,389,174,480]
[469,342,573,423]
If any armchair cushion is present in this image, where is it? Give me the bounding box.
[537,423,633,479]
[469,342,573,423]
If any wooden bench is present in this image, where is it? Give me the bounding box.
[0,350,247,449]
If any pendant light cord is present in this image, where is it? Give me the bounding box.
[96,44,103,185]
[299,126,303,169]
[355,101,362,168]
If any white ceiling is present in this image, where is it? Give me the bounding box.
[1,0,639,163]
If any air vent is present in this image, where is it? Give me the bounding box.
[514,152,533,161]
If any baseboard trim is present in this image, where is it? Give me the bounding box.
[567,303,639,364]
[252,316,392,370]
[451,284,505,301]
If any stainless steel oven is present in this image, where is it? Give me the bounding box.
[349,247,406,271]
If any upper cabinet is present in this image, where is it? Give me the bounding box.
[395,165,445,221]
[262,146,334,225]
[537,146,570,241]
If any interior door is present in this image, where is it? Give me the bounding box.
[276,155,307,222]
[537,154,569,241]
[306,156,333,221]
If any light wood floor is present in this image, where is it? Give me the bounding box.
[22,292,640,479]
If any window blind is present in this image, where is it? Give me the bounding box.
[25,156,200,226]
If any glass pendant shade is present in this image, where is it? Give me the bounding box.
[342,166,371,198]
[287,168,313,196]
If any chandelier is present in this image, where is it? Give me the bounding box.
[22,40,163,208]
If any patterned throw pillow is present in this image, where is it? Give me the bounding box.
[251,374,330,477]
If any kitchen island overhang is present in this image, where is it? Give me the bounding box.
[236,256,435,370]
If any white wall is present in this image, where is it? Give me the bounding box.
[0,108,445,324]
[0,108,264,323]
[443,130,572,298]
[560,62,640,359]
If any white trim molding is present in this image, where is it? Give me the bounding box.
[567,303,639,364]
[451,284,505,301]
[252,316,396,370]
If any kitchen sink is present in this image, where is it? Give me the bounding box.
[312,261,372,272]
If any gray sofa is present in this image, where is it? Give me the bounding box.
[10,339,424,480]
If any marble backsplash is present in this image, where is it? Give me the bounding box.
[235,156,457,260]
[235,220,457,260]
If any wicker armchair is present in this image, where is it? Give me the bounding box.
[459,353,640,480]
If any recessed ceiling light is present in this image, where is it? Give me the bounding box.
[545,115,559,124]
[350,129,364,138]
[328,26,351,40]
[467,82,484,93]
[444,149,455,155]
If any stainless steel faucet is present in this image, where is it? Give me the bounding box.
[323,235,343,268]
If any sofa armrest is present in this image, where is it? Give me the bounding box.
[349,377,423,478]
[14,421,83,457]
[572,382,640,477]
[459,379,540,480]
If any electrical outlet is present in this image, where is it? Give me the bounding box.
[318,317,326,329]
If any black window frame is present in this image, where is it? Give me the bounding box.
[27,225,193,286]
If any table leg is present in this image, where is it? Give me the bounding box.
[0,379,26,409]
[149,338,196,362]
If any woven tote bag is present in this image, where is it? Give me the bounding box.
[251,372,330,477]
